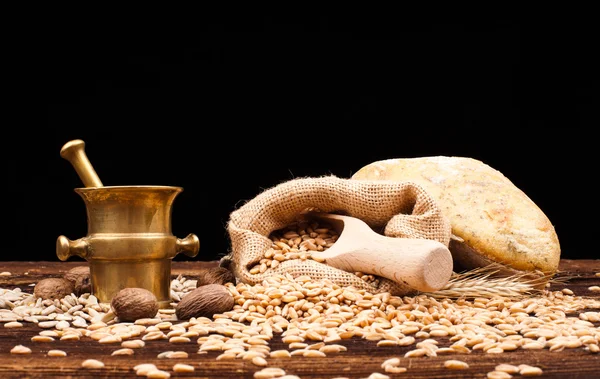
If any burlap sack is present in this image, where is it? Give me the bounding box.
[225,176,451,296]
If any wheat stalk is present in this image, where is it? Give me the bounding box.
[423,264,563,299]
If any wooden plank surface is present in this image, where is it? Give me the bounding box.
[1,259,599,379]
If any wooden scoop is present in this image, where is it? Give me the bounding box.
[310,213,453,292]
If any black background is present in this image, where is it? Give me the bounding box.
[6,16,596,264]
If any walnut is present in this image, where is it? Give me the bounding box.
[175,283,234,320]
[110,288,159,322]
[63,266,91,295]
[34,278,75,300]
[195,267,236,287]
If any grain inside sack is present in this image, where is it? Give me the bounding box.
[224,175,452,296]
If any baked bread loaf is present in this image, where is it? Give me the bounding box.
[351,156,560,276]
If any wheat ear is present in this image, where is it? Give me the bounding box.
[423,264,562,299]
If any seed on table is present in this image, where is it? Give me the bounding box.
[367,374,390,379]
[169,336,191,343]
[31,335,54,342]
[0,272,11,276]
[498,342,518,351]
[111,348,134,356]
[122,339,145,348]
[302,350,326,357]
[241,351,268,360]
[397,336,416,346]
[99,335,121,344]
[319,345,343,353]
[134,363,158,375]
[495,364,520,374]
[589,286,600,292]
[595,272,600,277]
[4,321,23,328]
[305,342,325,351]
[146,370,171,379]
[381,357,400,368]
[87,321,107,331]
[216,352,237,360]
[404,348,426,358]
[549,343,565,352]
[10,345,32,354]
[384,366,407,373]
[588,344,599,353]
[487,371,512,379]
[519,365,543,376]
[173,363,195,373]
[60,334,80,341]
[252,356,268,366]
[143,331,167,341]
[55,320,70,330]
[270,350,292,358]
[47,349,67,357]
[444,360,469,370]
[166,351,188,359]
[521,342,544,350]
[135,318,161,326]
[288,342,308,349]
[81,359,104,369]
[38,321,58,328]
[254,368,286,379]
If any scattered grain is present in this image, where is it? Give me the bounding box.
[10,345,32,354]
[367,373,390,379]
[487,371,512,379]
[173,363,195,373]
[252,356,268,366]
[495,364,519,374]
[81,359,104,369]
[146,370,171,379]
[134,363,158,375]
[47,349,67,357]
[270,349,292,358]
[121,339,145,349]
[111,348,134,356]
[444,360,469,370]
[384,366,407,373]
[31,335,54,343]
[519,365,543,376]
[254,367,286,379]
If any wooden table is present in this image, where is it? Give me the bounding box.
[1,260,599,378]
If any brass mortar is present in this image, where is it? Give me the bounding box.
[56,140,199,307]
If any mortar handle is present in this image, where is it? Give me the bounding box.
[60,139,103,188]
[176,233,200,258]
[56,235,90,261]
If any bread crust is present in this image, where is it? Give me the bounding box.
[351,156,560,274]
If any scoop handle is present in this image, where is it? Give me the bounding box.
[60,139,103,187]
[326,236,453,292]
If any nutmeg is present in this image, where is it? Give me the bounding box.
[63,266,91,295]
[110,288,159,322]
[175,283,234,320]
[195,267,236,287]
[34,278,75,300]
